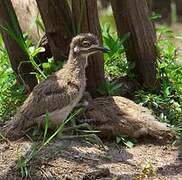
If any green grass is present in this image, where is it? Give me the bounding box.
[101,25,182,140]
[0,35,25,120]
[16,107,105,178]
[16,108,80,178]
[102,24,134,79]
[135,27,182,139]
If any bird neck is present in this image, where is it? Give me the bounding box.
[67,53,88,73]
[60,53,88,83]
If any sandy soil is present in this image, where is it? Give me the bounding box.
[0,137,181,180]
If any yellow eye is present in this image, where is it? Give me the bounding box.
[82,41,91,47]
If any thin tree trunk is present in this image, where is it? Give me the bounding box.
[152,0,171,25]
[36,33,52,64]
[0,0,37,92]
[36,0,73,61]
[11,0,41,44]
[72,0,105,96]
[147,0,153,10]
[111,0,158,88]
[175,0,182,23]
[99,0,109,9]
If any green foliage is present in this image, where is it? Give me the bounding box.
[17,108,104,178]
[28,45,47,81]
[135,27,182,138]
[0,14,58,120]
[102,25,134,78]
[41,58,65,77]
[35,14,45,33]
[116,135,135,149]
[17,108,82,178]
[0,33,50,120]
[0,45,25,120]
[97,80,122,96]
[150,12,162,21]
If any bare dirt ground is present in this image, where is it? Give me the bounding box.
[0,137,181,180]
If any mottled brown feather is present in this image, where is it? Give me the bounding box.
[1,33,100,140]
[81,96,174,140]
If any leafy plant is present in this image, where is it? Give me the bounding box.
[135,161,156,180]
[116,134,135,149]
[102,24,134,78]
[150,11,162,21]
[17,108,82,178]
[35,14,45,33]
[97,79,122,96]
[41,58,65,77]
[0,9,52,120]
[0,47,26,120]
[135,27,182,139]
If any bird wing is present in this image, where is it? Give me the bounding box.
[18,74,80,119]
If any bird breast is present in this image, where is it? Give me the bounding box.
[35,77,86,129]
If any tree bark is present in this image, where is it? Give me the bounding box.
[36,33,52,64]
[99,0,109,9]
[175,0,182,23]
[72,0,105,96]
[0,0,37,92]
[111,0,158,88]
[36,0,73,61]
[152,0,171,25]
[11,0,41,44]
[147,0,153,10]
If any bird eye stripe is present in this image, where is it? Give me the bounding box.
[82,41,91,46]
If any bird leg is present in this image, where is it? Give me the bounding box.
[76,101,89,108]
[63,123,92,132]
[58,134,105,149]
[0,113,34,141]
[76,91,92,109]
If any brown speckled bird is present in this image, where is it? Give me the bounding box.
[2,33,109,140]
[81,96,174,140]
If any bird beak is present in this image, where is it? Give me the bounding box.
[95,46,110,53]
[85,45,110,55]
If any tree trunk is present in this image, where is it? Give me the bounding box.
[0,0,37,92]
[99,0,109,9]
[72,0,105,96]
[36,0,73,61]
[36,33,52,64]
[111,0,158,88]
[152,0,171,25]
[11,0,41,44]
[147,0,153,10]
[175,0,182,23]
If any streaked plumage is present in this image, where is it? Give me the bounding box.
[2,33,108,139]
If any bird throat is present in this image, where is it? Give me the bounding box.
[68,53,88,71]
[64,53,88,83]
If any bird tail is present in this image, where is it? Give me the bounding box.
[0,114,29,140]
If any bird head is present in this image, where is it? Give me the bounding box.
[70,33,110,58]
